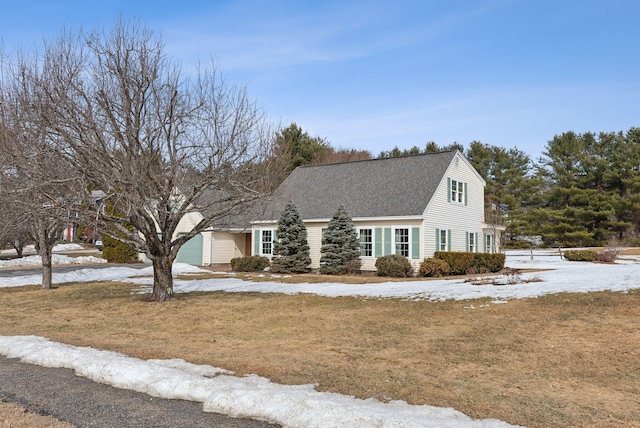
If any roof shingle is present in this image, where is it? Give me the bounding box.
[257,151,458,222]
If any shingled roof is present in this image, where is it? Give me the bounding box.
[256,150,459,222]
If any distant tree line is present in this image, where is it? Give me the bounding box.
[279,122,640,248]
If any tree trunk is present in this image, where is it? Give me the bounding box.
[149,255,175,302]
[35,227,54,290]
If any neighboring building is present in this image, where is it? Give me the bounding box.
[251,150,503,271]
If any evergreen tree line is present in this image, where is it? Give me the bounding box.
[278,122,640,247]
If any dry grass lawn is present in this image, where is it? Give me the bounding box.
[0,277,638,427]
[0,400,73,428]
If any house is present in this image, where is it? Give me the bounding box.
[250,150,503,271]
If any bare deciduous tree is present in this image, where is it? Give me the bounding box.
[0,50,84,289]
[35,20,277,301]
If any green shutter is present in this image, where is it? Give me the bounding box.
[384,228,392,255]
[464,182,468,205]
[447,230,452,251]
[474,233,478,252]
[465,232,469,252]
[447,178,451,202]
[374,228,382,257]
[435,228,440,252]
[253,230,260,255]
[411,227,420,259]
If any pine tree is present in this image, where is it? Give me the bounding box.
[319,206,361,274]
[271,201,311,273]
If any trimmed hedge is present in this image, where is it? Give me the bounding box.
[471,253,506,273]
[418,258,450,277]
[230,256,270,272]
[434,252,475,275]
[434,252,505,275]
[563,250,597,262]
[375,254,413,277]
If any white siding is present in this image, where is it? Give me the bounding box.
[422,152,487,257]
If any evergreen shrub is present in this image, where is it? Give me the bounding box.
[433,252,506,275]
[434,252,475,275]
[272,201,311,273]
[418,258,450,277]
[319,206,361,275]
[375,254,413,277]
[471,253,506,273]
[101,234,137,263]
[230,256,270,272]
[563,249,597,261]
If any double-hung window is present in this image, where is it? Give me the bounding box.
[485,234,494,254]
[394,228,410,257]
[261,229,274,256]
[439,229,449,252]
[451,179,465,203]
[359,228,373,257]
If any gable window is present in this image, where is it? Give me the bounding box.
[359,228,373,257]
[451,179,465,203]
[261,229,274,256]
[448,178,467,205]
[394,228,410,257]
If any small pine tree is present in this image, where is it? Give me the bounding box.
[319,206,361,274]
[272,201,311,273]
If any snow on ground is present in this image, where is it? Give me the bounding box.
[0,254,106,269]
[1,250,639,427]
[0,336,517,427]
[1,243,86,255]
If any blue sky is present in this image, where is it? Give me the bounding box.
[1,1,638,160]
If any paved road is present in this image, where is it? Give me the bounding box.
[0,356,279,427]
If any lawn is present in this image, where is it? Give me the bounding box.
[0,275,638,427]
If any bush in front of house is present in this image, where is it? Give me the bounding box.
[230,256,270,272]
[434,252,475,275]
[319,206,361,275]
[418,258,450,277]
[272,201,311,273]
[471,253,506,273]
[101,234,137,263]
[563,249,597,262]
[375,254,413,277]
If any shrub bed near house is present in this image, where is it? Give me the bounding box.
[230,256,270,272]
[375,254,413,277]
[418,258,450,277]
[434,252,475,275]
[471,253,506,273]
[563,249,597,262]
[433,252,506,275]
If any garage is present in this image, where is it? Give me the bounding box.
[176,233,203,265]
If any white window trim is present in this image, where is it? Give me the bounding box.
[357,227,374,258]
[485,233,494,254]
[259,228,276,257]
[438,228,449,252]
[450,178,466,205]
[468,232,475,253]
[392,226,412,258]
